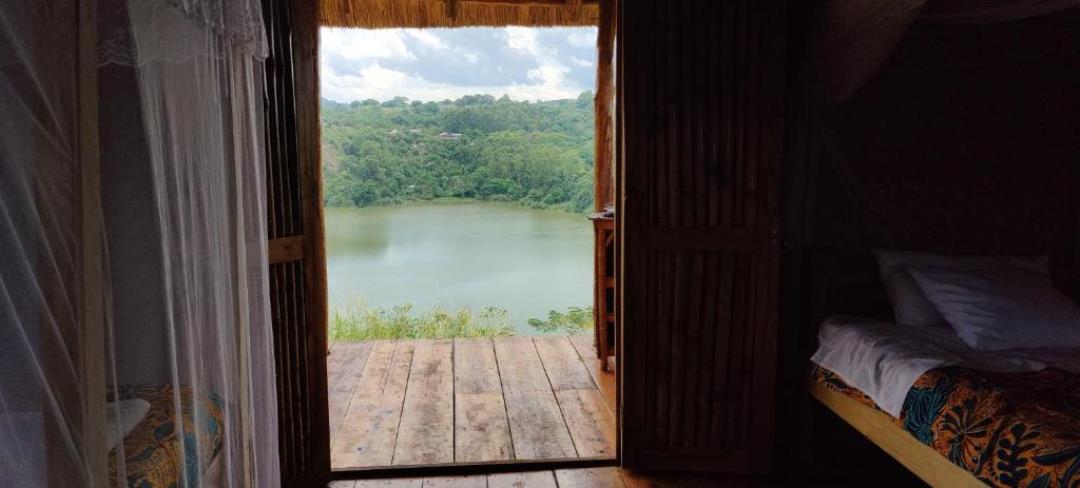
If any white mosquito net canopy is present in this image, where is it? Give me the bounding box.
[820,0,1080,103]
[0,0,280,486]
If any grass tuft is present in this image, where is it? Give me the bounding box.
[329,300,515,341]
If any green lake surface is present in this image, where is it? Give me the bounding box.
[325,201,592,334]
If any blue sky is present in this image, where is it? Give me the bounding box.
[319,27,598,103]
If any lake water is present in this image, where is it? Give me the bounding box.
[325,201,592,334]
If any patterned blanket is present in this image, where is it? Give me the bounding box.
[108,385,225,488]
[814,365,1080,488]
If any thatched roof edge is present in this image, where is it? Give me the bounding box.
[320,0,599,28]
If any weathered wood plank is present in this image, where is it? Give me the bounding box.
[555,468,626,488]
[421,476,486,488]
[394,340,454,465]
[493,336,551,392]
[331,341,415,468]
[534,336,596,391]
[503,390,577,460]
[593,0,616,212]
[455,393,513,462]
[454,338,501,394]
[487,471,557,488]
[555,389,616,458]
[569,335,616,414]
[283,0,332,479]
[269,235,304,263]
[354,480,423,488]
[327,342,374,444]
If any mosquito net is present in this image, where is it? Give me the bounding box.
[1,0,279,486]
[820,0,1080,103]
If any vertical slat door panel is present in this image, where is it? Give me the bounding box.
[263,0,329,485]
[619,0,784,474]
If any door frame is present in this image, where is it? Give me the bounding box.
[287,0,625,482]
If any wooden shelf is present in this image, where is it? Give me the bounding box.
[590,215,615,371]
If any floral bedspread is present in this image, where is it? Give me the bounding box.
[108,385,224,488]
[814,365,1080,487]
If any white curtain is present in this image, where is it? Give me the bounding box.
[1,0,279,486]
[821,0,1080,103]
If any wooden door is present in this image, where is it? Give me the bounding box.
[262,0,330,485]
[618,0,785,474]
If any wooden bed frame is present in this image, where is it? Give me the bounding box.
[808,380,984,488]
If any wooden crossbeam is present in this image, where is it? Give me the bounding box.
[440,0,598,6]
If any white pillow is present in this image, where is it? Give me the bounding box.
[908,265,1080,351]
[105,398,151,450]
[873,250,1048,327]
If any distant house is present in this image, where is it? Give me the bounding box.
[439,132,462,140]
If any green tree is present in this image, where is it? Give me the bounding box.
[322,92,596,213]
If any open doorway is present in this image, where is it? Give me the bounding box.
[318,19,618,475]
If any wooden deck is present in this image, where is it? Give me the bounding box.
[328,467,733,488]
[328,336,616,469]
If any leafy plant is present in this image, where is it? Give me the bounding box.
[527,306,593,335]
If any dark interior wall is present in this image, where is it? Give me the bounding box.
[810,14,1080,292]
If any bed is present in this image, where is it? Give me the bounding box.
[809,317,1080,488]
[108,385,225,488]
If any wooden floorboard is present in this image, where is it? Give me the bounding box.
[454,338,501,394]
[353,480,422,488]
[535,336,597,391]
[492,336,552,392]
[555,389,617,458]
[328,342,375,445]
[503,389,578,460]
[394,340,455,466]
[455,392,513,463]
[332,341,415,467]
[331,468,727,488]
[420,476,487,488]
[487,471,558,488]
[569,334,617,414]
[330,335,615,470]
[554,467,626,488]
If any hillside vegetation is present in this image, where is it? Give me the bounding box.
[321,93,596,213]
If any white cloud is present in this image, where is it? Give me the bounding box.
[319,27,596,103]
[320,28,414,62]
[405,30,449,49]
[566,30,596,48]
[570,56,594,68]
[505,27,539,54]
[321,62,580,103]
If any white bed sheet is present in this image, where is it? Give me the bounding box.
[810,315,1080,417]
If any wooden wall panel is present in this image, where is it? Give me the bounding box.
[270,261,319,481]
[269,260,313,480]
[262,0,330,485]
[619,0,785,474]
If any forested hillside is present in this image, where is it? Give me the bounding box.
[322,93,596,213]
